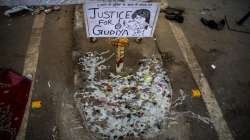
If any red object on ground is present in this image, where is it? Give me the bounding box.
[0,69,32,140]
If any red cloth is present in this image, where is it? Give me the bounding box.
[0,69,31,140]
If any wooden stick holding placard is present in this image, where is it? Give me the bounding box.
[111,38,129,73]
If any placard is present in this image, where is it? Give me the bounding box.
[84,2,160,37]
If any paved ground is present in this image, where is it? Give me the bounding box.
[0,0,249,139]
[23,7,91,140]
[167,0,250,139]
[0,6,88,140]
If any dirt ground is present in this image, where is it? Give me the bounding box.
[0,0,249,140]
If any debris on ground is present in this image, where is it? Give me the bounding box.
[4,6,33,17]
[74,51,172,140]
[172,89,186,108]
[211,64,216,70]
[3,5,61,17]
[200,17,225,30]
[51,126,58,140]
[32,6,44,15]
[31,100,42,109]
[32,6,60,15]
[170,111,212,125]
[192,88,201,97]
[236,11,250,26]
[200,7,216,15]
[161,52,175,65]
[25,74,33,80]
[135,37,143,43]
[160,2,168,12]
[225,16,250,34]
[89,37,97,43]
[200,9,209,15]
[200,11,207,15]
[163,7,184,23]
[53,6,60,11]
[48,80,52,88]
[74,51,215,139]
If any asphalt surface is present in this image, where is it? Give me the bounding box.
[167,0,250,139]
[0,7,33,73]
[0,6,88,140]
[23,6,90,140]
[0,0,249,139]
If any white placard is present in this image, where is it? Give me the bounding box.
[84,2,160,37]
